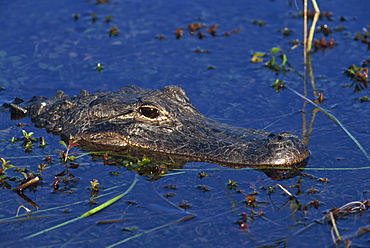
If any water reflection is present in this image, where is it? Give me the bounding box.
[85,146,308,181]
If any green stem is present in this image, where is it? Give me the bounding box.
[24,174,139,239]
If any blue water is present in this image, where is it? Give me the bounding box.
[1,0,370,247]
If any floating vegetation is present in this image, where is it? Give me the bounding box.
[96,0,109,4]
[360,95,369,102]
[354,95,369,103]
[0,158,15,178]
[10,130,47,153]
[178,200,191,210]
[24,174,139,240]
[251,51,267,63]
[194,48,210,53]
[109,171,121,176]
[116,154,176,180]
[236,212,249,230]
[164,192,175,198]
[95,62,104,72]
[353,24,370,49]
[278,27,292,37]
[246,176,369,246]
[272,79,285,93]
[227,179,240,190]
[196,185,210,192]
[312,37,337,53]
[73,13,79,21]
[297,9,333,21]
[343,64,369,92]
[255,46,290,75]
[89,179,103,205]
[108,26,119,36]
[91,13,98,23]
[252,41,301,76]
[188,23,202,34]
[245,194,258,208]
[252,19,266,27]
[164,184,177,189]
[104,15,114,23]
[198,171,211,179]
[175,22,241,39]
[333,25,345,32]
[175,28,183,39]
[313,92,325,104]
[316,24,332,36]
[207,24,219,36]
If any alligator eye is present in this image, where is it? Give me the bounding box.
[138,107,160,119]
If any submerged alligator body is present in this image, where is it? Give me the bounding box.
[5,85,309,166]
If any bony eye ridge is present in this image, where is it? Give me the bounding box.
[138,106,160,119]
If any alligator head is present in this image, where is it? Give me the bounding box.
[5,85,309,166]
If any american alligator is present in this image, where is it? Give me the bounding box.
[5,85,309,166]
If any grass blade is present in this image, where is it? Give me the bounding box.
[24,174,139,239]
[287,86,370,161]
[81,175,138,218]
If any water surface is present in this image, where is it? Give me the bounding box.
[1,0,370,247]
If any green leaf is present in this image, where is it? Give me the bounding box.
[21,130,31,137]
[281,54,287,66]
[266,55,276,66]
[58,140,67,148]
[253,52,267,57]
[270,47,281,54]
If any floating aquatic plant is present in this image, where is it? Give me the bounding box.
[343,64,369,92]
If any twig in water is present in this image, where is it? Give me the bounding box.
[330,211,341,244]
[12,176,40,191]
[16,205,31,217]
[276,184,294,198]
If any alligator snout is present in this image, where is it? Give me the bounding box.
[263,132,309,165]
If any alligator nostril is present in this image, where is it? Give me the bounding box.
[277,135,283,141]
[268,133,275,138]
